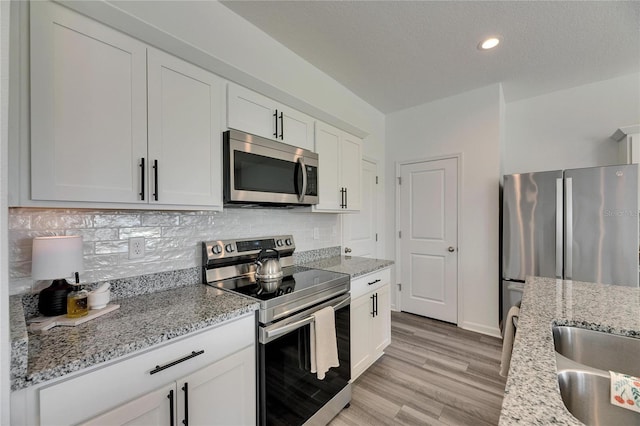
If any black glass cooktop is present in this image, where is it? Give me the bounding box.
[211,266,349,303]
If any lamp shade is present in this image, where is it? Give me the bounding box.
[32,236,84,280]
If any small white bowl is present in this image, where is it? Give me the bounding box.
[88,290,110,310]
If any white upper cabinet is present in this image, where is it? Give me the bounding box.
[28,2,223,209]
[30,1,148,204]
[147,48,223,208]
[314,121,362,212]
[227,83,314,151]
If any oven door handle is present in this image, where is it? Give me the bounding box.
[260,294,350,344]
[296,158,308,202]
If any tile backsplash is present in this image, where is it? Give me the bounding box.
[9,207,340,295]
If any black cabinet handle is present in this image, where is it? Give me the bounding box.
[368,279,381,286]
[182,382,189,426]
[150,350,204,375]
[374,293,378,317]
[139,158,145,200]
[340,187,346,208]
[345,187,348,209]
[370,294,375,317]
[273,109,278,138]
[168,389,174,426]
[279,111,284,139]
[153,159,159,201]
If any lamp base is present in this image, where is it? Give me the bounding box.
[38,279,73,316]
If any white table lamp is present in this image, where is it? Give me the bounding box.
[32,236,84,316]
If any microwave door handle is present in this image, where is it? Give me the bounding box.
[297,158,307,202]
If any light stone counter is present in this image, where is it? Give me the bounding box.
[499,276,640,425]
[11,285,258,391]
[300,255,394,278]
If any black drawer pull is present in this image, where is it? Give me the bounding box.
[150,350,204,375]
[368,279,381,286]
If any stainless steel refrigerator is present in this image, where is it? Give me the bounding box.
[501,164,639,325]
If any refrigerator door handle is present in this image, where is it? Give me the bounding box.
[556,178,564,279]
[565,177,573,280]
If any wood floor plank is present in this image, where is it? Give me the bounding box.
[329,312,506,426]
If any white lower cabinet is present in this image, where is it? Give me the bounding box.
[11,314,255,426]
[83,346,254,426]
[350,268,391,381]
[81,384,174,426]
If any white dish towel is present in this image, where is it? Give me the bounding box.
[310,306,339,380]
[499,305,520,377]
[610,370,640,413]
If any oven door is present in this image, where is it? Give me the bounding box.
[258,294,350,426]
[224,131,319,205]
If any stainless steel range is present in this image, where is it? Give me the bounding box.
[202,235,351,426]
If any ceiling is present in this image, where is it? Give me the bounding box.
[221,1,640,114]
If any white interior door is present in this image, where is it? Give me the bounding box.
[399,157,458,323]
[343,159,378,257]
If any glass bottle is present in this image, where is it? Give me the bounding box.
[67,285,89,318]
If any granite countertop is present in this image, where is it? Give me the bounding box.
[300,255,394,278]
[499,276,640,425]
[11,285,259,391]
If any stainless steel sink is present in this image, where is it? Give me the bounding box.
[553,325,640,376]
[558,370,639,426]
[553,326,640,425]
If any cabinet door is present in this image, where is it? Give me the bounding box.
[81,385,175,426]
[227,83,277,140]
[314,122,342,211]
[340,133,363,211]
[281,107,315,151]
[30,1,148,203]
[177,345,255,426]
[350,293,374,381]
[147,48,223,208]
[371,284,391,356]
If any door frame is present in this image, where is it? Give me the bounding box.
[395,153,463,325]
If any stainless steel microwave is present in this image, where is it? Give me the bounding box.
[223,130,319,206]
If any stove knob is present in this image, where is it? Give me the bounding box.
[211,245,222,255]
[225,244,235,253]
[285,238,292,246]
[276,239,283,247]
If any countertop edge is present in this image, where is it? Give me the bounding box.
[11,288,259,392]
[498,276,640,425]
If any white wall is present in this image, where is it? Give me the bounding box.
[505,72,640,174]
[386,84,502,337]
[1,0,10,421]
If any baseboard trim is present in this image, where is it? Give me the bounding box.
[459,321,501,338]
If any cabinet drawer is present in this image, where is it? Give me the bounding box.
[39,314,254,426]
[350,268,391,300]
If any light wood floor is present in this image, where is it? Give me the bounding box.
[329,311,507,426]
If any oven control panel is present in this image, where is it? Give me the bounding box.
[203,235,295,264]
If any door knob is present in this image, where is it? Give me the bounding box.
[448,246,455,253]
[345,247,352,254]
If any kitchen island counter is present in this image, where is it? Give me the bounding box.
[300,255,394,278]
[10,285,258,391]
[499,276,640,425]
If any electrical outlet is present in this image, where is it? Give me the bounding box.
[129,237,145,260]
[313,228,320,240]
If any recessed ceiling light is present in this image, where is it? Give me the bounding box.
[478,37,501,50]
